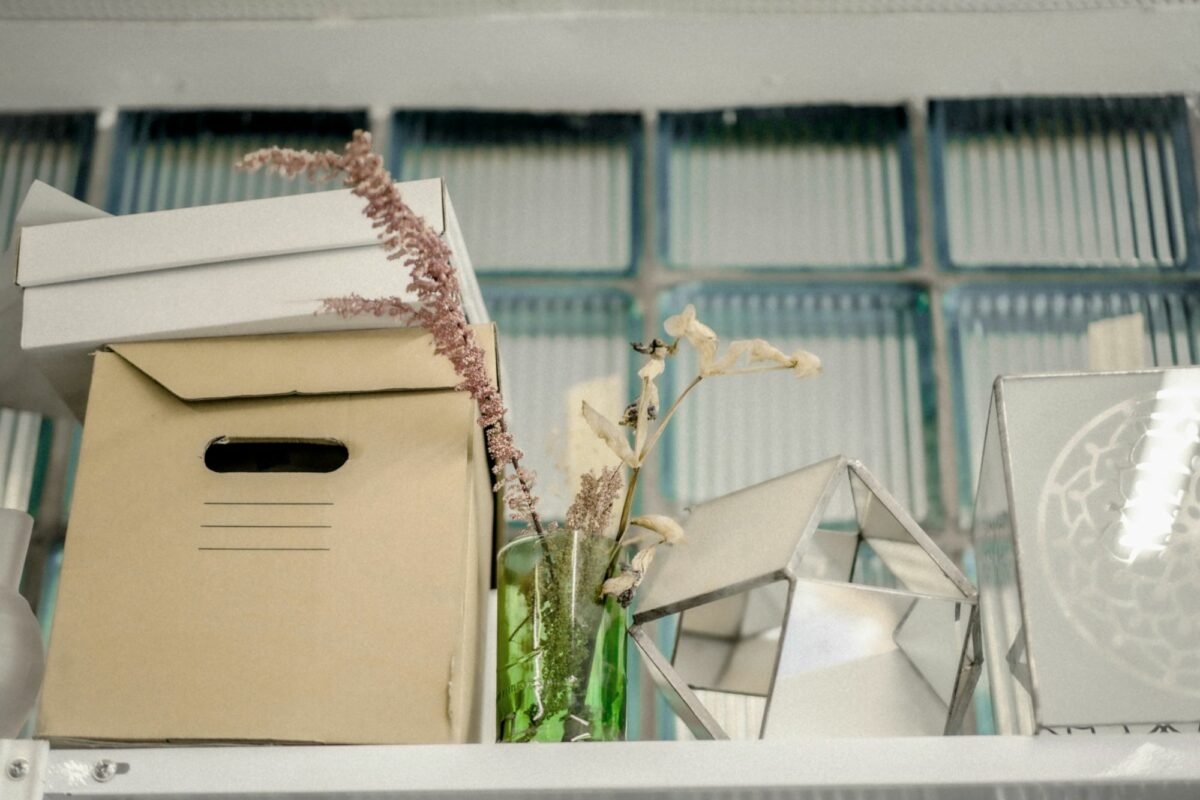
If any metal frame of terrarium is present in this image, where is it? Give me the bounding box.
[630,456,982,740]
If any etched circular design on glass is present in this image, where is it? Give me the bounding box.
[1037,389,1200,696]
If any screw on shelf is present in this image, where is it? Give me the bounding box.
[6,758,29,781]
[91,759,118,783]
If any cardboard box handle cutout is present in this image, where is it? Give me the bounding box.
[203,437,349,474]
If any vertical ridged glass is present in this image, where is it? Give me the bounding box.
[393,111,642,274]
[945,283,1200,525]
[107,110,367,213]
[483,288,637,527]
[929,96,1198,271]
[496,530,627,743]
[0,112,94,248]
[657,105,916,270]
[659,283,938,525]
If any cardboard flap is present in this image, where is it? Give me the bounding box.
[12,180,110,231]
[107,326,497,402]
[16,178,445,287]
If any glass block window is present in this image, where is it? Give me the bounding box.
[482,286,638,523]
[393,111,641,274]
[658,106,915,270]
[13,95,1200,741]
[108,110,368,213]
[930,97,1199,270]
[658,283,938,524]
[0,112,94,248]
[946,283,1200,518]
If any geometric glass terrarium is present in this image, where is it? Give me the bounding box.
[976,368,1200,734]
[631,456,980,739]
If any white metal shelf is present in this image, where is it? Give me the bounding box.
[11,736,1200,799]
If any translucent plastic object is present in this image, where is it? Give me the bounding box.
[0,508,45,737]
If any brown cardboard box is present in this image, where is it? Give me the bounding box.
[38,326,498,745]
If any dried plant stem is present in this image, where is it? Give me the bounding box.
[606,466,641,577]
[639,375,704,469]
[506,451,544,536]
[615,468,642,547]
[235,131,547,538]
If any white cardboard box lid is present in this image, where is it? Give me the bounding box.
[19,245,423,352]
[15,177,446,287]
[2,179,489,420]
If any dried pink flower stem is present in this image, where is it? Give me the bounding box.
[236,131,545,536]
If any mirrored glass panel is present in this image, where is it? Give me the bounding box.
[637,459,976,739]
[767,582,970,738]
[982,369,1200,731]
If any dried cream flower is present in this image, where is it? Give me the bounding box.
[791,349,822,378]
[749,338,794,366]
[638,358,665,381]
[582,401,638,467]
[694,336,822,380]
[646,380,660,412]
[662,304,700,338]
[601,570,638,603]
[630,514,685,545]
[664,304,718,365]
[699,340,752,377]
[631,546,657,575]
[601,542,663,606]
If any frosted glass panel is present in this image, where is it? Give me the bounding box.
[393,112,640,273]
[659,284,936,523]
[108,110,367,213]
[946,283,1200,518]
[484,287,636,522]
[931,97,1198,270]
[0,113,93,249]
[658,106,914,269]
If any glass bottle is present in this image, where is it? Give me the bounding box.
[496,529,626,742]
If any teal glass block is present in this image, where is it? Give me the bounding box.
[108,110,367,213]
[483,286,639,524]
[0,113,94,249]
[393,112,642,274]
[930,97,1199,270]
[658,284,939,525]
[657,106,916,270]
[946,283,1200,524]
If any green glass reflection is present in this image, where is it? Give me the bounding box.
[496,530,627,742]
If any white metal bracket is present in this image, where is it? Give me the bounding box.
[1,739,49,800]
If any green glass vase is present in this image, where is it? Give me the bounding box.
[496,529,627,742]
